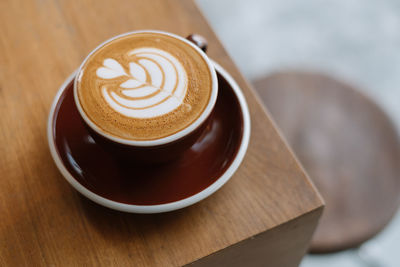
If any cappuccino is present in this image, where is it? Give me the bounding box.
[75,32,213,140]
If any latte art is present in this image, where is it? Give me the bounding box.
[97,48,188,118]
[76,32,214,140]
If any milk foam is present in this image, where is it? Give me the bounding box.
[77,32,213,141]
[96,47,188,119]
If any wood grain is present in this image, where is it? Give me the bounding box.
[254,72,400,253]
[0,1,323,266]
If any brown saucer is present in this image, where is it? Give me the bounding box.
[254,72,400,253]
[51,71,244,206]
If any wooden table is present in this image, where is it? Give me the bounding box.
[0,1,324,266]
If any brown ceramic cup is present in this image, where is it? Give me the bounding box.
[73,30,218,163]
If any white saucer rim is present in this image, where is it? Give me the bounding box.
[47,61,251,214]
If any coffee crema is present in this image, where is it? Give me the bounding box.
[76,32,213,140]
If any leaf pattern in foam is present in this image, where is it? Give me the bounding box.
[129,62,147,83]
[120,79,143,88]
[96,58,127,79]
[94,47,189,118]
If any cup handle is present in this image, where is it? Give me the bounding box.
[186,34,208,53]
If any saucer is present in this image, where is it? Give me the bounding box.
[47,62,250,213]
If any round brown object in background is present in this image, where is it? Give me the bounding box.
[254,72,400,253]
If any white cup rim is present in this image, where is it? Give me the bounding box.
[73,30,218,147]
[48,61,251,214]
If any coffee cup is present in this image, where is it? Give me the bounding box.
[73,30,218,163]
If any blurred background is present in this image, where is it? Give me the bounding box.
[196,0,400,266]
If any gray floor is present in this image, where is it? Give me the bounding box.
[196,0,400,266]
